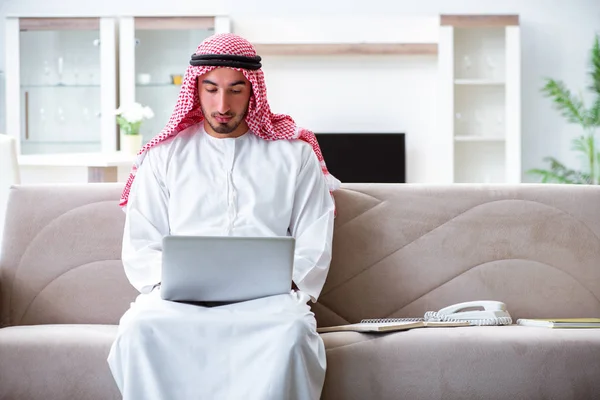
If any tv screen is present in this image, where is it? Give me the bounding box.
[315,133,406,183]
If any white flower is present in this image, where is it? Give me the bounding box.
[116,102,154,123]
[142,106,154,119]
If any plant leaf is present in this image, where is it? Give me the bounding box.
[541,79,588,126]
[587,97,600,126]
[527,169,577,184]
[533,35,600,185]
[527,156,592,184]
[589,34,600,95]
[571,135,589,154]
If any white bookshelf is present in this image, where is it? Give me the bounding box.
[438,15,521,184]
[4,17,117,155]
[4,14,229,182]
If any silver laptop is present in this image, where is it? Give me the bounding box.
[160,235,295,303]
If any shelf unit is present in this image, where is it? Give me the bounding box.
[438,15,521,184]
[5,17,117,155]
[4,13,521,186]
[4,15,230,156]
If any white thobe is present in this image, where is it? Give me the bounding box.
[107,124,336,400]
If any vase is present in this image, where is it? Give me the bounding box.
[120,134,143,155]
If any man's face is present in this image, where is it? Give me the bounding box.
[198,68,252,138]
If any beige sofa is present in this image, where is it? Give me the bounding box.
[1,183,599,400]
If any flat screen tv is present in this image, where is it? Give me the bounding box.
[315,133,406,183]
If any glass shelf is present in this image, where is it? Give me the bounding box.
[454,135,505,142]
[454,79,505,86]
[21,140,101,144]
[136,83,181,88]
[21,84,101,88]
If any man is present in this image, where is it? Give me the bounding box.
[107,33,340,400]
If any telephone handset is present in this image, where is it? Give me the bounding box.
[437,301,509,320]
[425,300,512,326]
[361,300,513,326]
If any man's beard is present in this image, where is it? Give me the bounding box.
[201,105,248,134]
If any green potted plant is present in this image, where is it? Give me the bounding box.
[528,34,600,184]
[116,102,154,155]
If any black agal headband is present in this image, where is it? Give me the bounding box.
[190,53,262,70]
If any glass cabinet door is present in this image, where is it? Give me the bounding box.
[119,17,227,145]
[5,17,117,155]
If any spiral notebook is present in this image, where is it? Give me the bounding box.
[316,319,470,333]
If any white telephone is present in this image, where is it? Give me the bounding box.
[360,300,513,326]
[425,300,513,326]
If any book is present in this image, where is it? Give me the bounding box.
[316,320,471,333]
[516,318,600,328]
[360,317,425,323]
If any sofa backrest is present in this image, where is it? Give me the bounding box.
[0,184,135,328]
[1,183,599,328]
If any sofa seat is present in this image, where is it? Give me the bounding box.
[0,325,122,400]
[2,324,599,400]
[321,325,600,400]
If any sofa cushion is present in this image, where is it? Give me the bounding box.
[0,324,121,400]
[2,324,599,400]
[321,325,600,400]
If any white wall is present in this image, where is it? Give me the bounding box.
[1,0,600,183]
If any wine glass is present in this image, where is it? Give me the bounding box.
[43,60,51,85]
[485,56,496,80]
[474,110,485,137]
[72,56,80,86]
[56,107,66,124]
[39,107,47,134]
[455,112,465,136]
[495,113,505,137]
[57,56,64,86]
[462,55,472,77]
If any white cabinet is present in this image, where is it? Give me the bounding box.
[118,16,230,145]
[438,15,521,183]
[5,17,117,155]
[4,15,230,157]
[4,15,229,183]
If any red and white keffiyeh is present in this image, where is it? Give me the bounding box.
[119,33,340,208]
